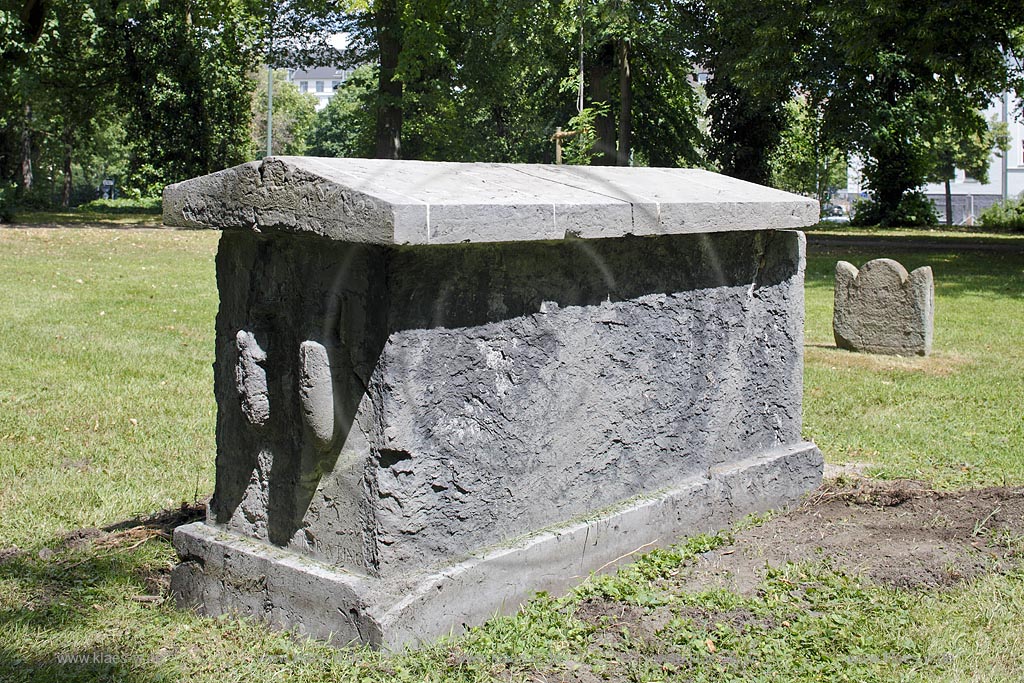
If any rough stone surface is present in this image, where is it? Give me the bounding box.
[162,157,819,244]
[206,229,809,580]
[234,330,269,427]
[172,442,823,650]
[833,258,934,356]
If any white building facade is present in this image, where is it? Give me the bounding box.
[287,66,353,111]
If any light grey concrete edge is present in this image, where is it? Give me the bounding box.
[171,441,822,650]
[162,158,819,245]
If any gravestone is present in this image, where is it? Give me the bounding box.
[833,259,934,356]
[164,157,824,649]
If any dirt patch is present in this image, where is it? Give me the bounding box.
[680,479,1024,594]
[576,599,675,642]
[16,501,208,566]
[59,527,106,550]
[101,500,206,536]
[532,480,1024,680]
[805,346,973,376]
[0,547,22,565]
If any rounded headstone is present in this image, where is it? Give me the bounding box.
[833,258,934,356]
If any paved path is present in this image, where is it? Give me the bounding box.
[807,233,1024,254]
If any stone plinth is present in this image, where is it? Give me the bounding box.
[833,259,934,356]
[164,158,823,649]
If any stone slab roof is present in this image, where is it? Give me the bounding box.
[163,157,818,245]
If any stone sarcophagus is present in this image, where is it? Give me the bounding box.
[165,158,823,649]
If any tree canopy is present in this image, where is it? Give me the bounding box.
[3,0,1023,225]
[697,0,1024,222]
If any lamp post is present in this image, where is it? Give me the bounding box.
[1002,90,1009,203]
[267,64,274,158]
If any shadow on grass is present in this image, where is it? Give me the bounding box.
[0,503,206,682]
[805,250,1024,299]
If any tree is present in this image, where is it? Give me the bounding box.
[926,114,1010,226]
[688,0,1024,223]
[255,0,344,70]
[306,65,376,157]
[770,97,846,206]
[336,0,704,167]
[563,0,704,166]
[1,0,119,205]
[713,0,1024,223]
[98,0,259,195]
[690,0,795,183]
[36,2,113,206]
[1,0,49,197]
[251,69,318,157]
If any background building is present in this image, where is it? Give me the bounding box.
[286,66,354,111]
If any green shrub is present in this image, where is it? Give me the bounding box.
[979,197,1024,232]
[851,190,938,227]
[76,197,162,214]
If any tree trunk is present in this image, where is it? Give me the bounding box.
[616,38,631,167]
[944,177,953,226]
[374,0,402,160]
[587,40,616,166]
[19,102,33,194]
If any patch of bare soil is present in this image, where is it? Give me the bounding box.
[0,501,206,568]
[682,479,1024,594]
[805,345,973,376]
[533,480,1024,681]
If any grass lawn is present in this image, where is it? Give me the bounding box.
[803,240,1024,488]
[7,202,162,229]
[0,227,1021,681]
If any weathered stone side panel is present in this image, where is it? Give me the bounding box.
[211,231,391,573]
[210,230,806,578]
[367,231,806,576]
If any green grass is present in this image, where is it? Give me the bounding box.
[0,227,1022,681]
[806,224,1024,252]
[0,229,218,548]
[805,224,1024,242]
[75,198,162,214]
[803,246,1024,487]
[8,200,162,227]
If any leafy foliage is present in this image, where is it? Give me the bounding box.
[99,0,259,195]
[692,0,792,183]
[980,197,1024,232]
[770,97,846,206]
[330,0,705,166]
[251,69,318,157]
[0,0,351,203]
[851,191,938,227]
[306,65,376,158]
[695,0,1024,222]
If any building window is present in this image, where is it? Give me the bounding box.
[332,80,341,91]
[299,81,308,93]
[316,81,324,92]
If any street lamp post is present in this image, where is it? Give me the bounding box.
[267,65,274,157]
